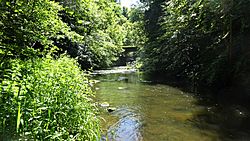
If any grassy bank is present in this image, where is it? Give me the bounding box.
[0,55,100,140]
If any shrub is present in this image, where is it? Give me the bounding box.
[0,55,100,140]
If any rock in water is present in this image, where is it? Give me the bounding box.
[107,107,116,113]
[100,102,110,107]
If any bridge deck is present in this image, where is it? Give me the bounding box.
[122,46,137,52]
[122,46,136,48]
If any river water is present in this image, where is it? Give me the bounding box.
[93,67,250,141]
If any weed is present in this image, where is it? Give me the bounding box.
[0,55,100,140]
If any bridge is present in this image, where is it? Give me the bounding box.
[115,46,138,66]
[122,46,137,52]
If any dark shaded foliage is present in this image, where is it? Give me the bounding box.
[140,0,250,91]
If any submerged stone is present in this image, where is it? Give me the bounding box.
[117,76,129,82]
[118,87,127,90]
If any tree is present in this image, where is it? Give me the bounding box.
[55,0,127,69]
[140,0,250,89]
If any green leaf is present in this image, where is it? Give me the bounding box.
[16,102,22,132]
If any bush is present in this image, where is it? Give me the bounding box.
[0,55,100,140]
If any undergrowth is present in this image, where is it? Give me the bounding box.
[0,55,100,140]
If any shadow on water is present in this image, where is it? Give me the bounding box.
[190,87,250,141]
[143,71,250,141]
[93,67,250,141]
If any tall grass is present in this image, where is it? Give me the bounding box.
[0,55,100,140]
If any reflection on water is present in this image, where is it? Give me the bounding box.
[93,68,250,141]
[105,107,142,141]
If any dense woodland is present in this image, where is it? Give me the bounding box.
[139,0,250,91]
[1,0,250,140]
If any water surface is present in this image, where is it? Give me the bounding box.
[93,68,250,141]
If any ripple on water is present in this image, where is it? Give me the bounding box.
[101,107,142,141]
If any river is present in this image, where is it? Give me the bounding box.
[93,67,250,141]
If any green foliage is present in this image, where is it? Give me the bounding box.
[0,0,70,58]
[123,5,147,48]
[0,55,100,140]
[141,0,250,87]
[56,0,127,69]
[0,0,130,69]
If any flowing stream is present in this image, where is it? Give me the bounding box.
[93,67,250,141]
